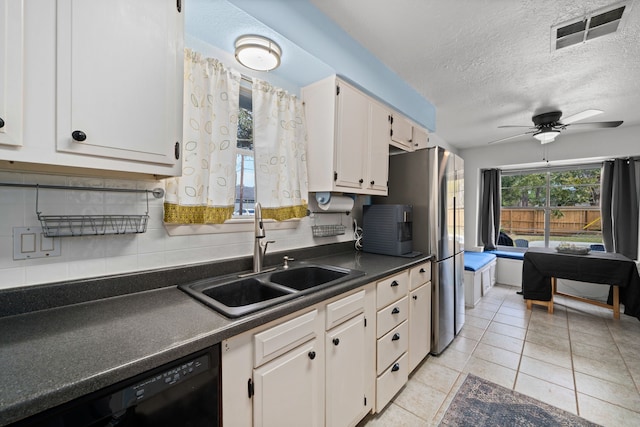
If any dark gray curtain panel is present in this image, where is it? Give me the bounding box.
[601,159,639,259]
[479,169,501,251]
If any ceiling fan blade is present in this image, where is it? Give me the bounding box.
[565,120,623,128]
[562,109,603,124]
[487,131,534,145]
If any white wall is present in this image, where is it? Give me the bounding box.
[459,124,640,258]
[0,170,353,289]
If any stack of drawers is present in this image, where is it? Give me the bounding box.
[374,270,409,411]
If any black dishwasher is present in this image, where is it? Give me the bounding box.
[13,344,220,427]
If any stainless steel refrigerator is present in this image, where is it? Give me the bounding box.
[377,146,464,355]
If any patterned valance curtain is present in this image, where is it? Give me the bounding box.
[164,49,241,224]
[252,78,309,221]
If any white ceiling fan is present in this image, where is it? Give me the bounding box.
[488,109,623,145]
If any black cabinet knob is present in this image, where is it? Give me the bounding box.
[370,180,375,185]
[333,338,340,346]
[420,268,426,273]
[71,130,87,142]
[413,295,418,300]
[391,307,400,315]
[0,117,4,129]
[392,333,401,341]
[359,179,364,184]
[391,363,400,372]
[308,351,316,360]
[390,281,399,287]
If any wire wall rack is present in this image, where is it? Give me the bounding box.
[311,224,346,238]
[0,182,164,237]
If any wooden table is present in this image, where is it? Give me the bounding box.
[522,247,640,319]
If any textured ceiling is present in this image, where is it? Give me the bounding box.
[309,0,640,149]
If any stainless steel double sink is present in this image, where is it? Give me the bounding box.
[179,263,365,318]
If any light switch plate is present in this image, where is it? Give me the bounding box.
[13,226,61,260]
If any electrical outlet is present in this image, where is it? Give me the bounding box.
[13,227,61,260]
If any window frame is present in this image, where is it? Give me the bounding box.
[499,164,602,248]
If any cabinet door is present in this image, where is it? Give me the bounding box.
[0,0,24,147]
[409,282,431,372]
[334,82,367,190]
[367,101,389,194]
[326,314,368,427]
[412,126,429,150]
[253,339,323,427]
[56,0,182,170]
[389,114,413,150]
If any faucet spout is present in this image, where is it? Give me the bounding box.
[253,203,274,273]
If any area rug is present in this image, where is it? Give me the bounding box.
[439,374,600,426]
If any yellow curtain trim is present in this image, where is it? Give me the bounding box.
[163,203,234,224]
[262,204,308,221]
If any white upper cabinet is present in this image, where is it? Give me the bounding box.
[303,76,389,196]
[390,113,430,152]
[56,0,182,171]
[0,0,24,147]
[389,114,413,151]
[0,0,183,177]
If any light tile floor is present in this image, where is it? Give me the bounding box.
[358,284,640,427]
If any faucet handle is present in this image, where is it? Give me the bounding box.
[283,256,295,269]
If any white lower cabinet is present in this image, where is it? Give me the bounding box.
[326,314,368,427]
[222,285,374,427]
[374,271,409,412]
[221,265,432,425]
[253,338,322,427]
[408,282,432,371]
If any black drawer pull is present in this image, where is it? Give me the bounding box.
[333,338,340,346]
[391,363,400,372]
[71,130,87,142]
[419,268,426,273]
[392,333,400,341]
[0,117,4,129]
[308,351,316,360]
[391,307,400,315]
[413,295,418,300]
[359,178,364,184]
[390,280,399,287]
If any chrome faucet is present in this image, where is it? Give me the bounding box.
[253,203,275,273]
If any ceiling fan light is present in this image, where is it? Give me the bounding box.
[235,35,281,71]
[533,128,560,144]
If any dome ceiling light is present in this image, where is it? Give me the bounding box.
[235,35,281,71]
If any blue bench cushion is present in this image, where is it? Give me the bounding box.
[485,250,525,260]
[464,251,497,271]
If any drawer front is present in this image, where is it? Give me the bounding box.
[409,262,431,291]
[325,289,366,330]
[376,321,408,374]
[376,271,409,309]
[254,309,318,367]
[376,352,408,412]
[377,296,408,337]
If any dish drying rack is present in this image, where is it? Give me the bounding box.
[0,182,164,237]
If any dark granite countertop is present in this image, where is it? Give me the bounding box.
[0,245,431,426]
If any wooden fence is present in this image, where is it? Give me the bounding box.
[501,208,601,236]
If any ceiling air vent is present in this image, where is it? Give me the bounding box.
[552,2,628,51]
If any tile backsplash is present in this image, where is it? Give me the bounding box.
[0,171,352,290]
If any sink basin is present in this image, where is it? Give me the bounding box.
[269,266,350,291]
[180,277,295,318]
[202,277,291,307]
[179,263,365,318]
